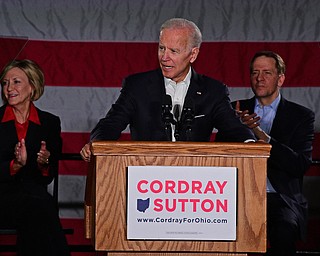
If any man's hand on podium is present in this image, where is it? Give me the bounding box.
[80,142,92,162]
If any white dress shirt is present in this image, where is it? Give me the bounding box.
[164,68,191,141]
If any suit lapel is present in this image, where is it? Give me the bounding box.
[0,106,19,143]
[269,97,286,137]
[184,68,203,109]
[146,69,166,100]
[243,96,286,138]
[25,108,43,148]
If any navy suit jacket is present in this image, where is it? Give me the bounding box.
[91,68,254,142]
[229,96,315,239]
[0,104,62,187]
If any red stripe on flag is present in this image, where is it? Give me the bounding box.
[5,40,319,88]
[59,132,216,175]
[59,131,319,176]
[61,132,132,153]
[60,132,131,175]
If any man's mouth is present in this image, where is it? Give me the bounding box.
[255,83,265,88]
[161,64,173,70]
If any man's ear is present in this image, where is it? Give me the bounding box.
[278,74,285,88]
[190,47,200,64]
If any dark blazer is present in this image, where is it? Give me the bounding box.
[91,68,254,142]
[0,105,70,255]
[0,104,62,186]
[230,96,315,239]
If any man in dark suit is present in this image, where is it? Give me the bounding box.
[80,18,254,161]
[219,51,315,255]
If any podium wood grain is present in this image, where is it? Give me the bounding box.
[85,141,270,256]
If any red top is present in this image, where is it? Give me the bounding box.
[2,103,48,176]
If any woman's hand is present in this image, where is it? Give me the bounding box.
[37,141,50,166]
[13,138,27,170]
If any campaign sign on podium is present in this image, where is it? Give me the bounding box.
[127,166,237,240]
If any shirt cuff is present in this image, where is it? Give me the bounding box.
[244,139,256,143]
[39,166,50,176]
[265,135,271,143]
[10,159,19,175]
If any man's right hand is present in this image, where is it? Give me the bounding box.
[235,100,260,129]
[80,143,92,162]
[235,101,270,143]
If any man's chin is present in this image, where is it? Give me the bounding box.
[161,70,173,79]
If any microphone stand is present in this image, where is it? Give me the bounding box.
[182,99,194,141]
[184,108,194,141]
[173,104,181,141]
[162,95,174,141]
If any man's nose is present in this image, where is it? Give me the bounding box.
[256,73,264,81]
[161,50,169,61]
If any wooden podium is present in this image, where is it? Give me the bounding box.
[85,141,271,256]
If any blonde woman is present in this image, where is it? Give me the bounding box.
[0,59,70,256]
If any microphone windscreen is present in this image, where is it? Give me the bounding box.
[163,94,172,107]
[173,104,180,121]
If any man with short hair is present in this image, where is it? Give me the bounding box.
[80,18,254,161]
[222,51,315,255]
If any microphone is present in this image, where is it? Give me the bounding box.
[161,95,174,141]
[173,104,181,141]
[181,99,194,141]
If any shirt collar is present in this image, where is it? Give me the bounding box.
[164,67,192,88]
[2,103,41,125]
[255,93,281,110]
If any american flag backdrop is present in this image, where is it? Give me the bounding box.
[0,0,320,219]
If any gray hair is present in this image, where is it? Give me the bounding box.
[160,18,202,48]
